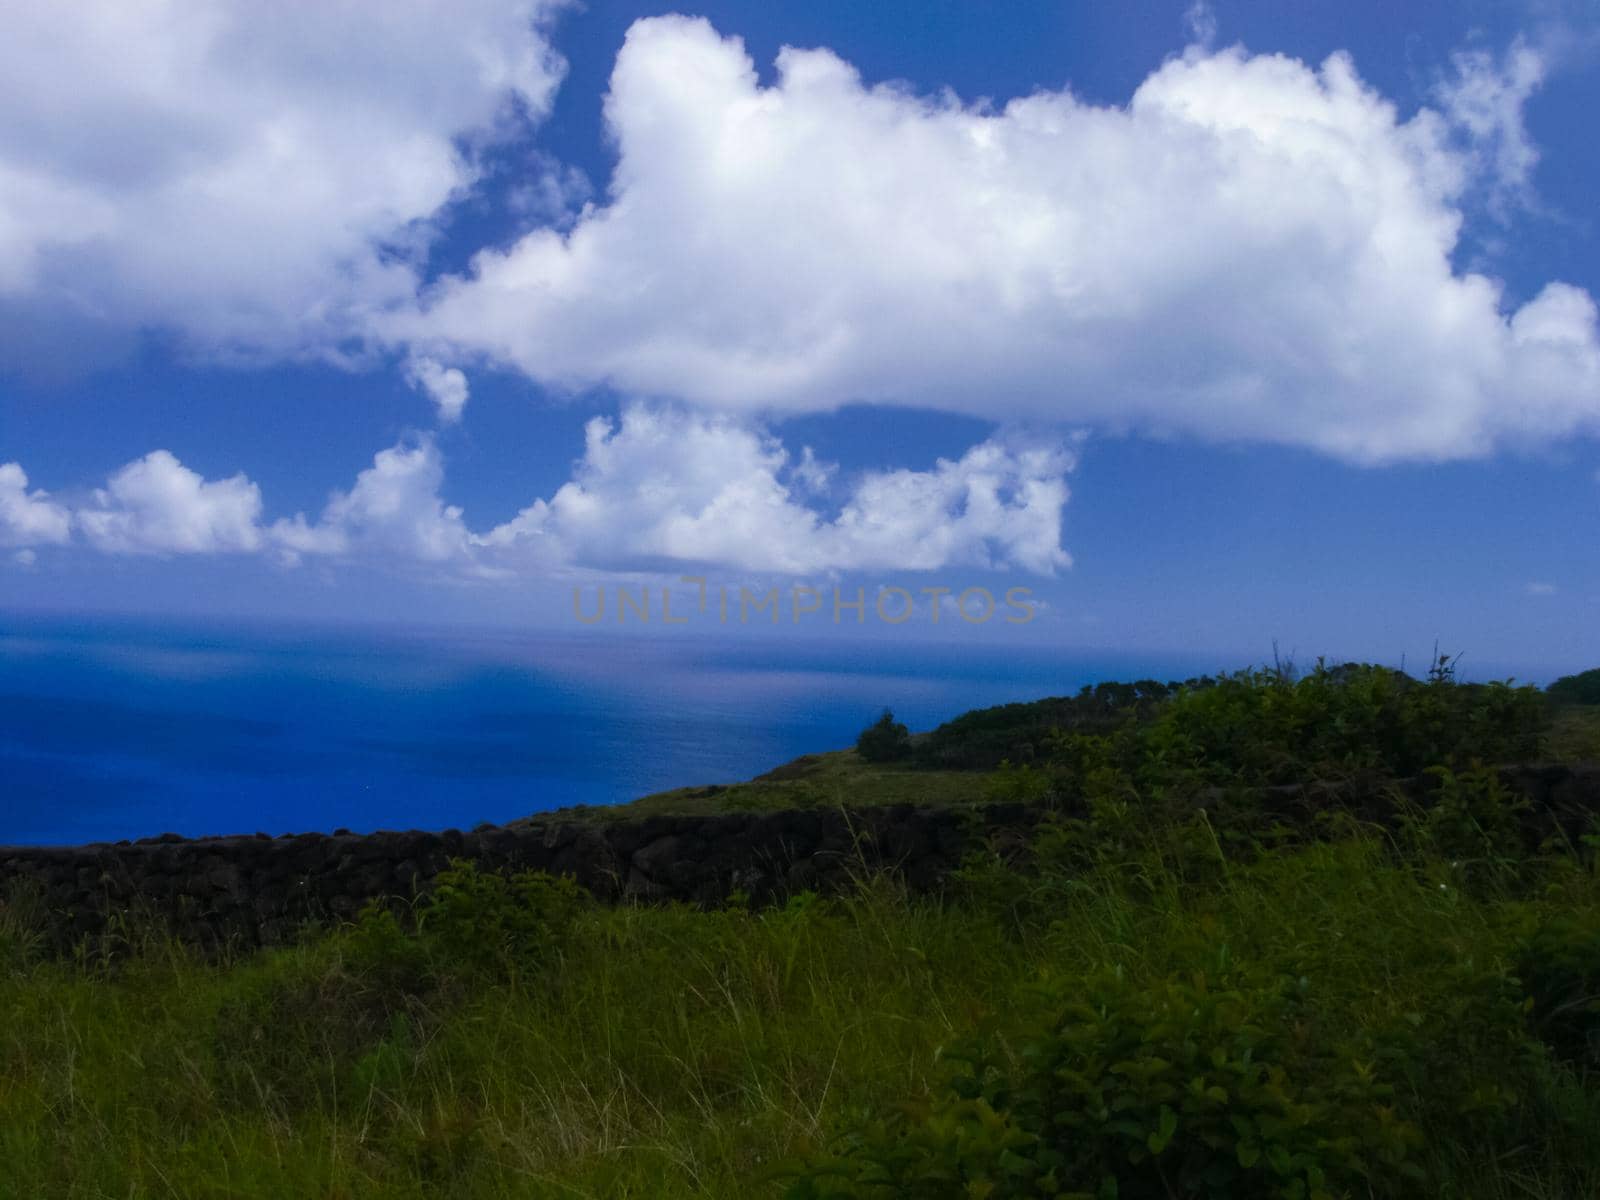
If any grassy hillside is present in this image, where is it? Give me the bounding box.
[1549,704,1600,762]
[4,661,1600,1198]
[539,748,990,824]
[565,655,1597,824]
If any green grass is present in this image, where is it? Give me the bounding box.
[5,668,1600,1197]
[540,672,1600,832]
[0,872,1013,1197]
[531,747,993,824]
[1548,704,1600,763]
[5,813,1600,1197]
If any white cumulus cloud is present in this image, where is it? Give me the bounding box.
[396,16,1600,465]
[405,357,470,424]
[479,405,1075,575]
[107,406,1074,577]
[0,462,72,547]
[76,450,265,554]
[271,439,475,566]
[0,0,569,369]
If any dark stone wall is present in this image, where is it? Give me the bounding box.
[0,802,1042,949]
[4,763,1598,950]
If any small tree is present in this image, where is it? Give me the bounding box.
[856,709,912,763]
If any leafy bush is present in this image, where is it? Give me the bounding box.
[1516,911,1600,1072]
[1029,658,1549,798]
[1400,765,1532,892]
[856,710,913,763]
[1366,953,1541,1135]
[911,657,1546,786]
[982,759,1055,804]
[419,860,586,977]
[788,967,1422,1199]
[207,864,587,1111]
[1548,667,1600,707]
[210,937,426,1111]
[914,680,1195,770]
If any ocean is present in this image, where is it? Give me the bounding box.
[0,614,1214,846]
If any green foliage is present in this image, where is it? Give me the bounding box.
[0,884,45,976]
[910,657,1548,791]
[205,864,589,1115]
[983,759,1055,804]
[1367,954,1541,1134]
[418,859,587,976]
[1516,910,1600,1072]
[210,935,426,1112]
[1548,667,1600,707]
[914,680,1193,770]
[1034,658,1549,799]
[8,831,1600,1197]
[1400,765,1533,892]
[1547,705,1600,762]
[5,660,1600,1198]
[856,709,913,763]
[790,967,1421,1199]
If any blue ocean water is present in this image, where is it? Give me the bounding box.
[0,615,1212,846]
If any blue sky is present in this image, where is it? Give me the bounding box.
[2,0,1598,677]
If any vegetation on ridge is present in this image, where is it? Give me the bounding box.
[1548,666,1600,708]
[3,656,1600,1197]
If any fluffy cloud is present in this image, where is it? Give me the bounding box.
[76,450,264,554]
[405,357,470,424]
[479,405,1074,574]
[398,17,1600,464]
[272,440,475,566]
[0,0,567,368]
[0,462,71,547]
[25,407,1074,575]
[276,408,1075,576]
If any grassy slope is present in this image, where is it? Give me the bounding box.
[536,747,993,825]
[1549,705,1600,762]
[3,698,1600,1197]
[6,840,1600,1198]
[548,703,1600,825]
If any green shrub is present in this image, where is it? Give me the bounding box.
[1034,658,1549,796]
[789,966,1422,1199]
[915,657,1547,787]
[1516,911,1600,1072]
[914,680,1190,771]
[857,710,913,763]
[1548,668,1600,707]
[983,759,1055,804]
[418,860,586,977]
[207,865,588,1112]
[1367,953,1540,1134]
[1400,765,1533,892]
[210,938,426,1112]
